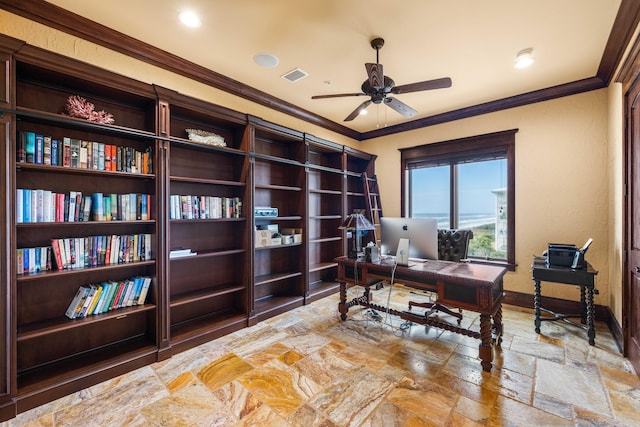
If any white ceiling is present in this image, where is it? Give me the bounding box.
[45,0,621,133]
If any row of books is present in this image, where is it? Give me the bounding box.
[50,233,152,271]
[17,131,153,174]
[169,195,242,220]
[65,276,152,319]
[16,190,151,223]
[17,246,52,274]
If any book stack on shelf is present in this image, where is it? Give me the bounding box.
[16,246,52,274]
[15,190,151,223]
[169,248,197,259]
[17,130,153,174]
[65,276,152,319]
[169,194,242,219]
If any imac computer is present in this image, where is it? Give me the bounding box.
[380,217,439,265]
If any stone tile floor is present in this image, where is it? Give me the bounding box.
[4,284,640,426]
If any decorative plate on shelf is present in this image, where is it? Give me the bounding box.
[185,129,226,147]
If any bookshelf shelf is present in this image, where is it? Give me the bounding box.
[170,285,246,308]
[15,260,156,282]
[170,176,245,186]
[17,304,157,341]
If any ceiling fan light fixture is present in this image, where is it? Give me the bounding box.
[359,108,368,116]
[515,48,535,69]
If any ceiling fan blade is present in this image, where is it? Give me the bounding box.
[365,63,384,89]
[384,97,417,118]
[312,92,367,99]
[344,100,372,121]
[392,77,452,94]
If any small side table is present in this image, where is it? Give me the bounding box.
[531,258,599,345]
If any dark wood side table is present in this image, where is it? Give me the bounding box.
[531,258,599,345]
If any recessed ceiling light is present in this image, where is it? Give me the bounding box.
[515,48,535,69]
[253,53,279,68]
[179,10,201,28]
[359,108,368,116]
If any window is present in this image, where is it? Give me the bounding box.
[400,129,516,269]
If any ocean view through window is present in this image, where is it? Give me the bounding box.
[410,159,507,259]
[400,129,516,268]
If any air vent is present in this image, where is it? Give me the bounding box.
[281,68,308,83]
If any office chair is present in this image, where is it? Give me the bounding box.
[408,229,473,323]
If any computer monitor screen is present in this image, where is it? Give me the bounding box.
[380,217,439,261]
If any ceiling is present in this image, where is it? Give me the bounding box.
[16,1,633,136]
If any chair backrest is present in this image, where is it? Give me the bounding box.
[438,229,473,262]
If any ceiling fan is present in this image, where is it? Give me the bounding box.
[312,37,452,121]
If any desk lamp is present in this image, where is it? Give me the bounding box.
[339,210,375,259]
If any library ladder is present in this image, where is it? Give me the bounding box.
[363,172,382,246]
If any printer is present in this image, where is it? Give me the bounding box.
[545,238,593,269]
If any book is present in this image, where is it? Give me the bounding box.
[104,144,112,170]
[81,196,92,222]
[92,142,99,170]
[35,134,44,164]
[43,136,52,165]
[16,249,23,275]
[69,139,81,168]
[92,193,104,221]
[137,277,152,305]
[98,143,105,170]
[25,131,35,163]
[63,137,71,167]
[65,286,90,319]
[79,140,89,168]
[51,138,59,166]
[86,284,103,315]
[78,285,97,318]
[68,191,77,222]
[17,131,26,163]
[51,239,63,270]
[16,189,23,223]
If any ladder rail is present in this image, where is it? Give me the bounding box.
[363,172,383,246]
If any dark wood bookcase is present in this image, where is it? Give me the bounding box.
[162,93,250,354]
[0,35,376,421]
[345,147,378,247]
[305,136,346,302]
[10,50,160,412]
[250,118,307,324]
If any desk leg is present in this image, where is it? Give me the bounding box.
[586,287,596,345]
[534,280,541,333]
[479,314,493,372]
[493,304,503,347]
[580,286,587,324]
[339,281,348,321]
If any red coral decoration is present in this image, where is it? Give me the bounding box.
[65,95,115,125]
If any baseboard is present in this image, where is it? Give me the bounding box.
[503,290,624,352]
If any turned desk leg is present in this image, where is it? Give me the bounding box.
[580,285,587,324]
[339,281,348,321]
[534,280,541,333]
[586,287,596,345]
[479,313,493,372]
[493,304,503,347]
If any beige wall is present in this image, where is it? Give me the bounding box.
[1,10,625,324]
[366,90,612,309]
[607,83,624,323]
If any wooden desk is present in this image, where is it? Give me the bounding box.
[531,258,599,345]
[335,256,507,372]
